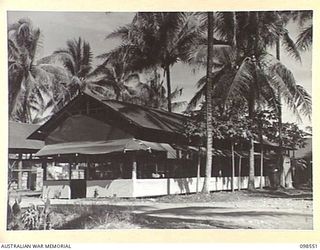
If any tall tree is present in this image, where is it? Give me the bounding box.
[53,37,121,101]
[105,12,204,112]
[8,18,70,123]
[201,12,214,193]
[186,11,311,190]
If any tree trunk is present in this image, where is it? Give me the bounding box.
[247,12,260,191]
[231,141,235,192]
[196,147,201,193]
[276,38,284,187]
[238,156,242,191]
[202,12,214,193]
[258,119,264,189]
[232,11,238,60]
[248,91,255,191]
[165,65,172,112]
[248,137,255,190]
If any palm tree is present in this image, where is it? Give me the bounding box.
[8,18,70,123]
[226,12,311,190]
[53,37,92,95]
[52,37,124,101]
[139,69,186,110]
[201,12,215,193]
[105,12,204,112]
[187,11,311,190]
[292,11,313,51]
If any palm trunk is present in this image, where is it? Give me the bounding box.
[238,156,242,191]
[276,38,284,187]
[258,119,264,189]
[248,89,256,191]
[247,12,260,191]
[233,11,238,60]
[202,12,214,193]
[248,138,255,190]
[196,147,201,193]
[165,65,172,112]
[231,141,235,192]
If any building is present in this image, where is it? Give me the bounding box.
[28,91,280,199]
[9,121,44,190]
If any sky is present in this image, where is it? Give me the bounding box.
[7,11,313,128]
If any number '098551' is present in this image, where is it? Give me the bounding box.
[300,244,318,248]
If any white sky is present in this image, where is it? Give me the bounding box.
[7,11,312,128]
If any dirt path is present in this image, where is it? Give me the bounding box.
[12,189,313,229]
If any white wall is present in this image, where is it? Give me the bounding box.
[86,179,134,198]
[43,180,71,199]
[43,176,268,199]
[133,176,267,197]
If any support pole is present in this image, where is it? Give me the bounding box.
[132,156,137,180]
[196,148,201,193]
[238,156,242,191]
[260,149,264,189]
[231,142,235,192]
[42,159,47,181]
[17,154,23,190]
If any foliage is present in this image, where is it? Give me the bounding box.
[8,18,72,123]
[184,100,251,145]
[8,198,52,230]
[291,10,313,51]
[105,12,205,111]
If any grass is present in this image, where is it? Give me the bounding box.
[49,204,140,229]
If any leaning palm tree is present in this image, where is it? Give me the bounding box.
[8,18,71,123]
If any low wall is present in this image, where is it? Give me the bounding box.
[43,180,71,199]
[43,176,268,199]
[86,179,134,198]
[133,176,267,197]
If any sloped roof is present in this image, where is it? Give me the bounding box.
[101,100,185,133]
[28,91,189,144]
[35,138,176,158]
[9,121,44,152]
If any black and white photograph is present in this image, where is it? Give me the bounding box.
[7,10,313,231]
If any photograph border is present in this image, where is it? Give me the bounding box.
[0,0,319,244]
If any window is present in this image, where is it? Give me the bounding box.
[46,162,70,180]
[71,163,86,179]
[87,160,131,180]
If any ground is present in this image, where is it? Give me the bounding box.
[8,188,312,230]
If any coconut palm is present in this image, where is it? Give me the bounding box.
[291,10,313,51]
[51,37,125,102]
[225,12,311,190]
[105,12,204,112]
[186,11,311,190]
[8,18,71,123]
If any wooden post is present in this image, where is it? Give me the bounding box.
[196,147,201,193]
[260,149,264,189]
[69,163,72,180]
[42,159,47,181]
[132,156,137,180]
[231,142,235,192]
[238,156,242,191]
[17,153,23,189]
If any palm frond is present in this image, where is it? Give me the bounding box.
[186,84,206,112]
[226,57,253,102]
[296,25,312,51]
[282,32,301,62]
